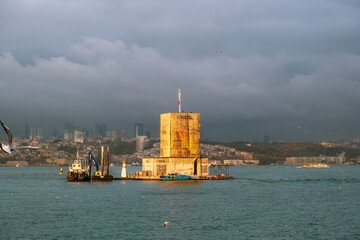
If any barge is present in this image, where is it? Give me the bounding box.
[67,146,113,182]
[302,163,329,168]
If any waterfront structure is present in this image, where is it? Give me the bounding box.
[223,159,259,165]
[142,112,208,177]
[285,156,344,165]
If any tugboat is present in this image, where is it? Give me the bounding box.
[67,149,90,182]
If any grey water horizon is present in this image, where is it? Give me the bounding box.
[1,165,359,239]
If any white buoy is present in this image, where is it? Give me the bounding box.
[121,161,127,178]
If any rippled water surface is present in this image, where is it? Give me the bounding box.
[1,166,359,239]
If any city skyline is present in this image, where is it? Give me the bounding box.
[1,1,360,141]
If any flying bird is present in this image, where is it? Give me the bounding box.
[216,50,223,53]
[0,120,39,154]
[163,220,170,227]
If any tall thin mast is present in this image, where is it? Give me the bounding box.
[100,146,104,175]
[107,146,110,175]
[178,89,182,113]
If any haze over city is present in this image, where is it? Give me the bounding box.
[1,0,359,141]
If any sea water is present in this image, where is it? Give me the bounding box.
[0,166,359,239]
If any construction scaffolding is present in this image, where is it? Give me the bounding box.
[209,164,230,177]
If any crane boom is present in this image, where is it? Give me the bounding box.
[88,151,99,171]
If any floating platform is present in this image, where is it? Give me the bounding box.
[113,175,235,181]
[302,163,329,168]
[91,175,113,182]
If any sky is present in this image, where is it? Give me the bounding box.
[0,0,360,141]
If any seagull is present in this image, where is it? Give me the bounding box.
[0,120,39,154]
[163,220,170,227]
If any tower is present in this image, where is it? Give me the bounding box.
[134,123,144,137]
[24,123,30,139]
[160,112,200,158]
[142,112,208,177]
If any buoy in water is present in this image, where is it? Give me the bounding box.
[60,168,63,174]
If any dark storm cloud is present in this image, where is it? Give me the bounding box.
[0,0,359,140]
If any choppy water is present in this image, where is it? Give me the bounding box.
[1,165,359,239]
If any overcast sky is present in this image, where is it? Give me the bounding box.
[0,0,360,141]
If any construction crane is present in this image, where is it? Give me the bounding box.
[88,151,99,171]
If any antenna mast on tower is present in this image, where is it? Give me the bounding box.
[178,89,182,113]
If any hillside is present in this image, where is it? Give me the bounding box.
[202,141,360,165]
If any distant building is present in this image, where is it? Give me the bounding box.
[101,123,107,136]
[106,130,112,138]
[264,135,270,143]
[37,128,43,139]
[224,159,259,165]
[285,156,344,165]
[24,123,30,139]
[118,129,125,140]
[63,129,73,141]
[106,129,118,141]
[224,160,244,165]
[235,151,254,160]
[145,130,151,138]
[64,122,74,132]
[74,130,84,143]
[94,124,103,138]
[134,123,144,137]
[30,128,36,140]
[136,136,150,150]
[30,128,43,140]
[52,129,59,137]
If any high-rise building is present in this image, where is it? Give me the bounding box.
[53,129,59,137]
[111,130,118,140]
[134,123,144,137]
[264,135,271,143]
[118,129,125,140]
[136,136,149,150]
[64,122,74,132]
[145,130,151,138]
[24,123,30,139]
[64,129,71,141]
[30,128,36,140]
[74,130,84,143]
[94,124,103,138]
[37,128,43,139]
[101,123,107,135]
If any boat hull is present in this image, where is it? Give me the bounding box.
[67,172,90,182]
[302,163,329,168]
[91,175,113,182]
